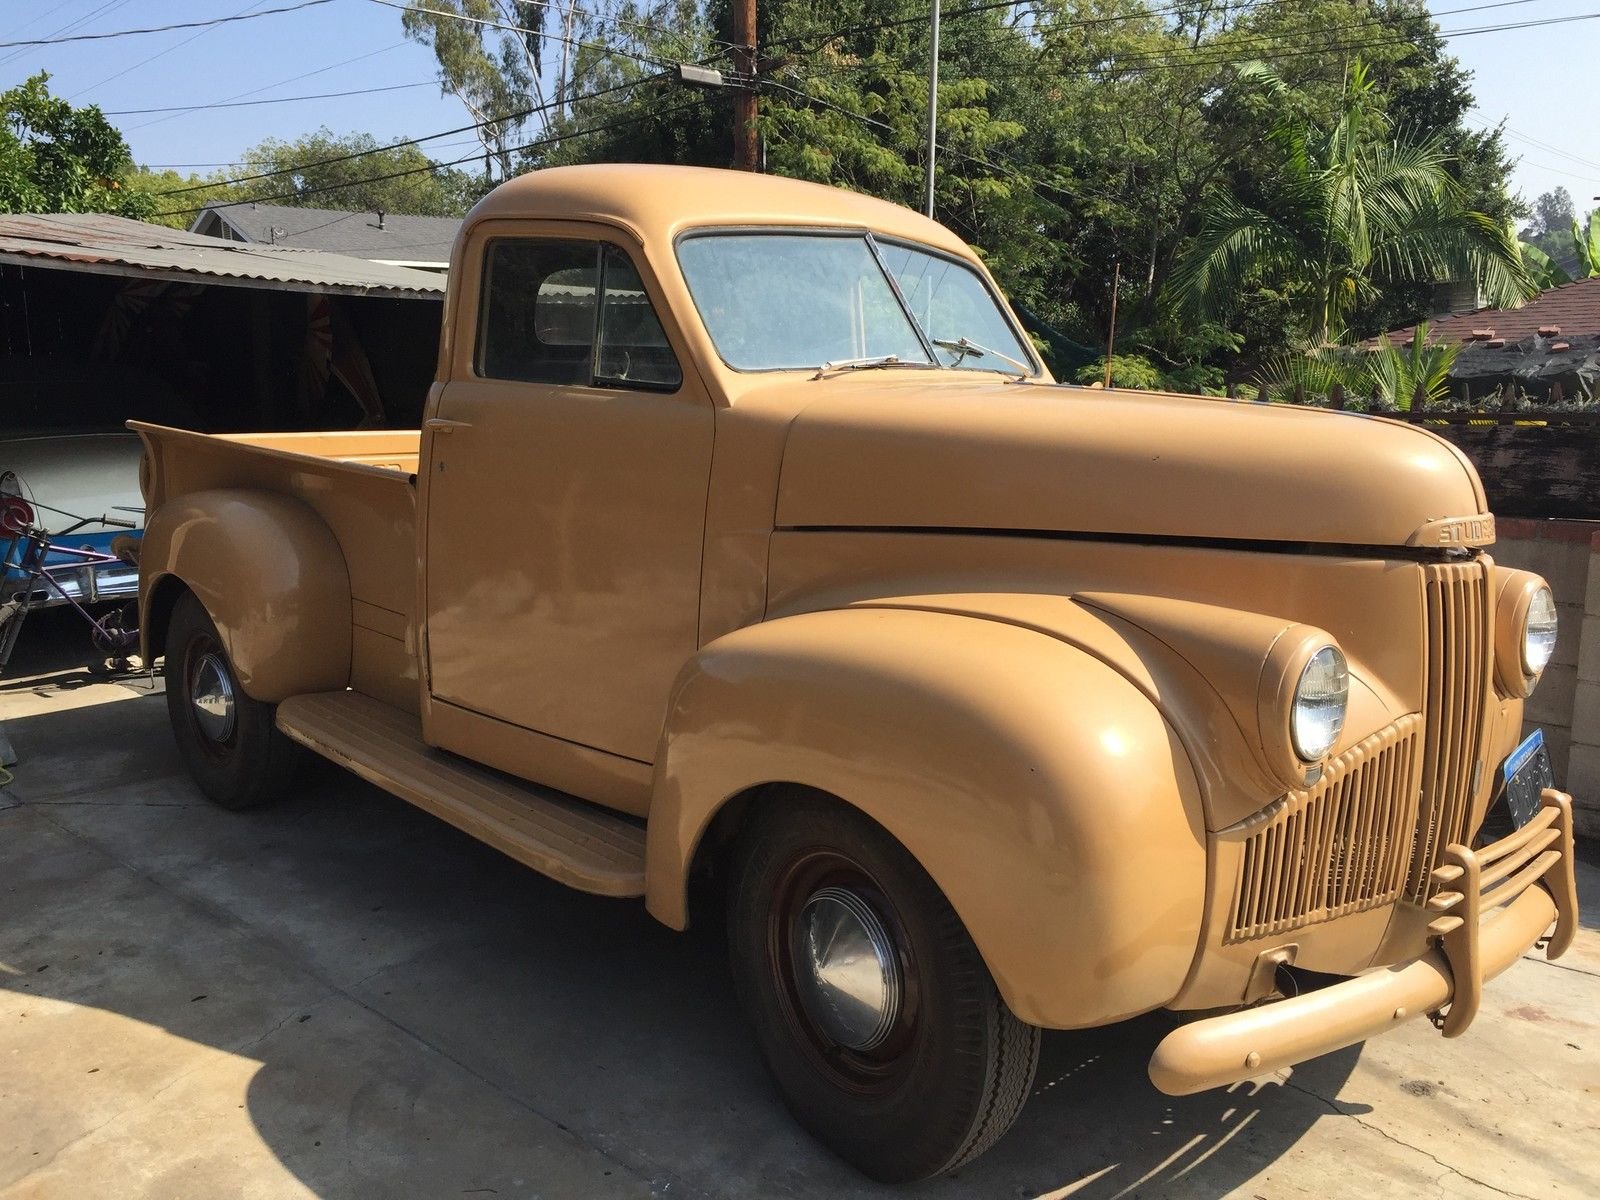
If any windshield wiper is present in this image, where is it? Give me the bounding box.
[932,337,1032,379]
[812,354,905,379]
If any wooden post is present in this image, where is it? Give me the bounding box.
[1292,382,1305,406]
[1329,382,1345,410]
[1551,381,1564,405]
[732,0,758,171]
[1102,260,1120,389]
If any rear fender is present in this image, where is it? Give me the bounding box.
[140,488,351,701]
[645,606,1207,1029]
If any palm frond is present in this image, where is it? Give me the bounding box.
[1165,195,1302,318]
[1520,241,1572,289]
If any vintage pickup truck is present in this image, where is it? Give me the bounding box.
[133,164,1581,1182]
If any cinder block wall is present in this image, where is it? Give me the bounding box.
[1494,518,1600,841]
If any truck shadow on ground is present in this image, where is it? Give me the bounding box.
[1,616,1361,1199]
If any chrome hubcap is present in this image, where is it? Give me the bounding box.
[792,886,902,1051]
[190,652,236,742]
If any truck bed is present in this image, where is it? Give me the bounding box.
[131,422,422,710]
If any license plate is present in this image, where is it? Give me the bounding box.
[1498,729,1553,829]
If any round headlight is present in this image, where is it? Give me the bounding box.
[1291,645,1348,761]
[1522,586,1558,677]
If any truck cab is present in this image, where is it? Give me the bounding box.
[133,164,1580,1183]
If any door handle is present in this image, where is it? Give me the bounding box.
[425,418,472,434]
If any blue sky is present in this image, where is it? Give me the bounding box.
[2,1,1597,216]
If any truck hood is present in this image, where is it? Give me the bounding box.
[772,378,1489,548]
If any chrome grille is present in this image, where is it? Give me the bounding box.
[1404,561,1492,902]
[1228,716,1422,942]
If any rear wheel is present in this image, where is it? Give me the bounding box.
[164,591,300,809]
[727,794,1040,1182]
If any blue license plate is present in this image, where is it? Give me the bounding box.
[1498,729,1553,829]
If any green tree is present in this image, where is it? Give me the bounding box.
[0,72,155,218]
[379,2,1523,380]
[131,130,482,229]
[1167,61,1532,346]
[227,128,479,215]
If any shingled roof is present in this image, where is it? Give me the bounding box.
[1376,276,1600,347]
[191,202,461,268]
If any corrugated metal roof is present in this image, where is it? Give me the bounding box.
[0,212,445,299]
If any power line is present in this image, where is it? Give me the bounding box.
[959,8,1600,80]
[369,0,675,73]
[105,80,438,116]
[1468,111,1600,173]
[764,76,1085,209]
[152,71,674,197]
[520,0,736,51]
[73,0,275,100]
[154,94,711,218]
[0,0,335,48]
[0,0,134,68]
[126,41,412,132]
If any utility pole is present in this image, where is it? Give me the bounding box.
[923,1,940,216]
[732,0,759,171]
[1103,261,1121,390]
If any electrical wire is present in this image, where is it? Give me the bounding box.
[369,0,676,72]
[72,0,277,100]
[519,0,737,51]
[125,41,414,132]
[961,8,1600,81]
[0,0,336,48]
[0,0,134,68]
[153,92,710,218]
[764,75,1084,207]
[152,70,670,197]
[104,80,439,116]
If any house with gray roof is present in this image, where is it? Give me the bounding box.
[189,202,461,271]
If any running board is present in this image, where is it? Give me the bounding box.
[275,692,646,897]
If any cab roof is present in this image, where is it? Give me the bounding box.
[464,163,976,261]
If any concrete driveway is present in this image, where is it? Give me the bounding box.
[2,610,1596,1199]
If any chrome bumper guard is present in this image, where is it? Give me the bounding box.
[1,560,139,610]
[1149,789,1580,1096]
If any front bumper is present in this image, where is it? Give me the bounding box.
[1149,789,1580,1096]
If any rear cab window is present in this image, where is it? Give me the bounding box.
[477,239,681,391]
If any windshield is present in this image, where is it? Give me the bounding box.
[677,233,933,371]
[876,242,1036,373]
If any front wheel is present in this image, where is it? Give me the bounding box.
[164,591,300,810]
[727,794,1040,1182]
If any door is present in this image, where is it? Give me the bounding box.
[423,227,714,764]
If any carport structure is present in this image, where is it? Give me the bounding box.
[0,213,445,436]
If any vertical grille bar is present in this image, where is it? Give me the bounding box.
[1405,562,1492,902]
[1228,717,1420,941]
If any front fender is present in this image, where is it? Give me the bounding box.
[139,488,351,702]
[645,606,1206,1029]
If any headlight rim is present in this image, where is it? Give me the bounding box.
[1257,627,1351,788]
[1493,571,1557,699]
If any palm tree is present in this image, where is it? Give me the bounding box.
[1519,209,1600,288]
[1571,209,1600,277]
[1167,62,1534,346]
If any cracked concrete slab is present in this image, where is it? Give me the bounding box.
[2,610,1597,1198]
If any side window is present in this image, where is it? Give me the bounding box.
[476,239,681,392]
[477,239,598,384]
[596,246,682,390]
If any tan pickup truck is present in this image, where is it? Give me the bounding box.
[134,164,1581,1182]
